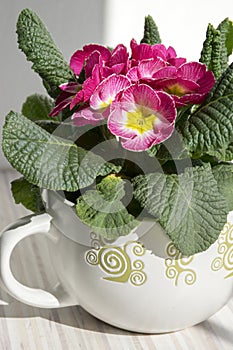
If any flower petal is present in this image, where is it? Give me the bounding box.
[178,61,206,81]
[85,51,102,78]
[108,84,176,151]
[90,74,131,110]
[137,58,167,79]
[70,50,86,76]
[121,130,158,151]
[108,44,129,66]
[60,82,81,93]
[49,94,72,116]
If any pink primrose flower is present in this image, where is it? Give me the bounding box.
[107,84,177,151]
[149,61,215,107]
[70,43,129,79]
[72,74,131,125]
[128,40,215,107]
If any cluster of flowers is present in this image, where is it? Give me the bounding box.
[50,40,215,151]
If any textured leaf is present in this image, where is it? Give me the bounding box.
[133,164,228,256]
[22,94,59,121]
[217,18,233,57]
[140,15,161,45]
[11,177,45,213]
[181,63,233,160]
[212,163,233,211]
[76,175,138,239]
[200,20,231,79]
[2,112,120,191]
[17,9,75,98]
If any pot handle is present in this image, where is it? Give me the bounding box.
[0,213,77,308]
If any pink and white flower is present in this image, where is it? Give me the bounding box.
[108,84,177,151]
[72,74,131,124]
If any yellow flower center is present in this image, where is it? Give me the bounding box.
[165,83,186,97]
[100,98,113,109]
[126,106,157,134]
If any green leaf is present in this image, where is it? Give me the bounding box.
[181,62,233,160]
[2,111,120,191]
[212,163,233,211]
[217,18,233,58]
[133,164,228,256]
[140,15,161,45]
[21,94,60,121]
[11,177,45,213]
[17,9,75,98]
[76,175,138,239]
[200,20,230,79]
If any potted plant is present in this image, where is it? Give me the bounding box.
[1,8,233,333]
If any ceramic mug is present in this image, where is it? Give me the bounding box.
[0,189,233,333]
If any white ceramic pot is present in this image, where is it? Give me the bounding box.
[0,189,233,333]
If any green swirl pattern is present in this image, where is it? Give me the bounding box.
[211,222,233,279]
[85,239,147,286]
[165,242,196,286]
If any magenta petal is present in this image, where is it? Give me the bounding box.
[121,131,158,151]
[137,58,166,79]
[126,67,140,82]
[166,46,177,59]
[152,66,177,79]
[73,107,105,121]
[83,44,111,62]
[85,51,102,78]
[102,63,126,78]
[151,44,167,61]
[169,57,186,68]
[59,82,81,93]
[120,84,160,110]
[70,90,84,110]
[130,39,153,61]
[178,62,206,81]
[90,74,131,110]
[196,70,215,94]
[49,96,72,116]
[156,91,176,123]
[82,64,101,101]
[109,44,129,66]
[70,50,86,76]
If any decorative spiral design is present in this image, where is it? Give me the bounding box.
[184,270,196,286]
[90,232,101,250]
[224,245,233,270]
[218,242,228,255]
[166,242,178,259]
[211,222,233,279]
[130,270,147,286]
[85,250,98,265]
[132,242,146,257]
[165,266,178,280]
[211,257,223,271]
[133,259,144,270]
[165,242,196,286]
[85,240,147,286]
[99,247,129,276]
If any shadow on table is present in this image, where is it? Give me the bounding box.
[0,291,141,336]
[195,317,233,347]
[1,291,233,341]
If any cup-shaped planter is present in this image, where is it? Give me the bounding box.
[0,189,233,333]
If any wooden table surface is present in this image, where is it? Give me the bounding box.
[1,169,233,350]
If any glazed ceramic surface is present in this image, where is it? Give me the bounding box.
[1,189,233,333]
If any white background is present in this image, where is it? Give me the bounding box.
[1,0,233,168]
